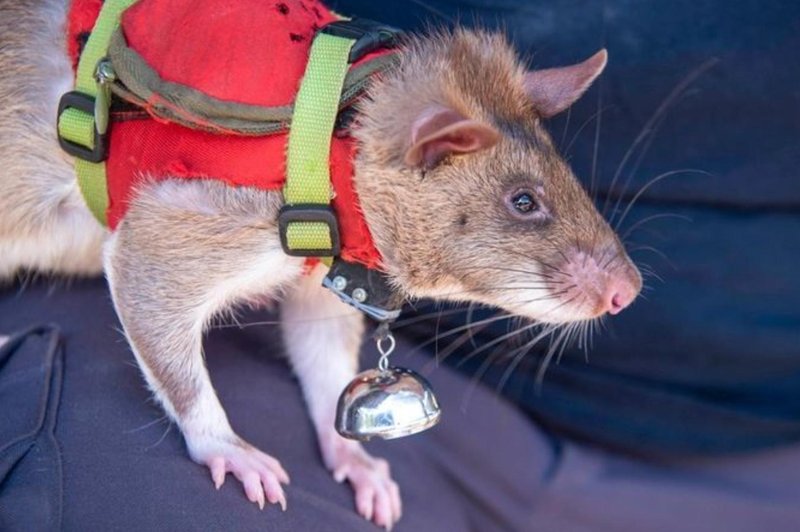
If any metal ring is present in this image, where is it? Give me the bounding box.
[377,332,396,371]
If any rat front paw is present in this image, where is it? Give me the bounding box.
[322,436,402,530]
[187,433,290,511]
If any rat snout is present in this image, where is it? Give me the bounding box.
[604,271,639,315]
[557,243,642,319]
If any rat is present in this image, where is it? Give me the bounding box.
[0,0,641,528]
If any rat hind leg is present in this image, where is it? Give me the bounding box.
[281,265,402,529]
[105,179,303,509]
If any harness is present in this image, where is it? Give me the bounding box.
[57,0,404,321]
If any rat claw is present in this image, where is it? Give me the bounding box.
[243,472,265,510]
[277,467,290,485]
[258,454,290,484]
[209,456,226,489]
[389,480,402,520]
[320,437,402,528]
[260,469,286,511]
[372,485,394,531]
[355,486,375,522]
[278,492,287,512]
[191,435,290,511]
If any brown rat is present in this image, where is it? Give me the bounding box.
[355,30,640,321]
[0,1,640,529]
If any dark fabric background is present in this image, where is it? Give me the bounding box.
[0,280,554,532]
[328,0,800,454]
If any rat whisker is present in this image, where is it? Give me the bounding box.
[510,292,565,307]
[600,249,624,270]
[638,265,665,284]
[406,312,517,357]
[528,294,580,324]
[541,234,572,266]
[495,324,561,396]
[465,302,480,351]
[428,316,499,369]
[411,286,556,305]
[532,324,574,390]
[481,243,567,276]
[126,414,170,434]
[446,271,557,289]
[211,289,474,331]
[556,321,582,365]
[588,318,597,355]
[453,319,544,369]
[590,79,604,199]
[564,104,613,155]
[432,305,444,362]
[503,325,564,396]
[627,244,676,270]
[621,212,692,241]
[460,336,522,413]
[398,281,566,344]
[559,105,573,151]
[636,260,659,273]
[640,273,662,286]
[584,319,595,356]
[391,306,475,330]
[620,67,719,210]
[580,321,589,358]
[451,263,557,280]
[603,57,719,219]
[616,100,678,201]
[145,421,174,451]
[210,314,346,330]
[614,169,710,230]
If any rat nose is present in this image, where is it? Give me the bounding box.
[554,243,643,320]
[602,274,639,315]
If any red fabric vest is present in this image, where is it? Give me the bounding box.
[67,0,384,269]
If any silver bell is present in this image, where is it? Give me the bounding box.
[335,333,441,440]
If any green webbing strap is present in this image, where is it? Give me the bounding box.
[283,31,357,255]
[57,0,136,225]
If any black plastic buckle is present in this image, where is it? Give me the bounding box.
[320,18,403,63]
[57,91,107,163]
[278,204,341,257]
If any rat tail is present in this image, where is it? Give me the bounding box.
[0,0,105,281]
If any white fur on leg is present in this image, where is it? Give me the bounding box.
[103,224,302,512]
[281,265,402,529]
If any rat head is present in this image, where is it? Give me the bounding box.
[354,30,641,324]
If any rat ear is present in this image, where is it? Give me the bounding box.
[404,106,500,169]
[524,49,608,118]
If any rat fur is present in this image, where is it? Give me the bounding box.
[0,1,641,528]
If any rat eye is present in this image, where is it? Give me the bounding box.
[510,192,538,214]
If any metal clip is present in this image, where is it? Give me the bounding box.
[94,59,115,136]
